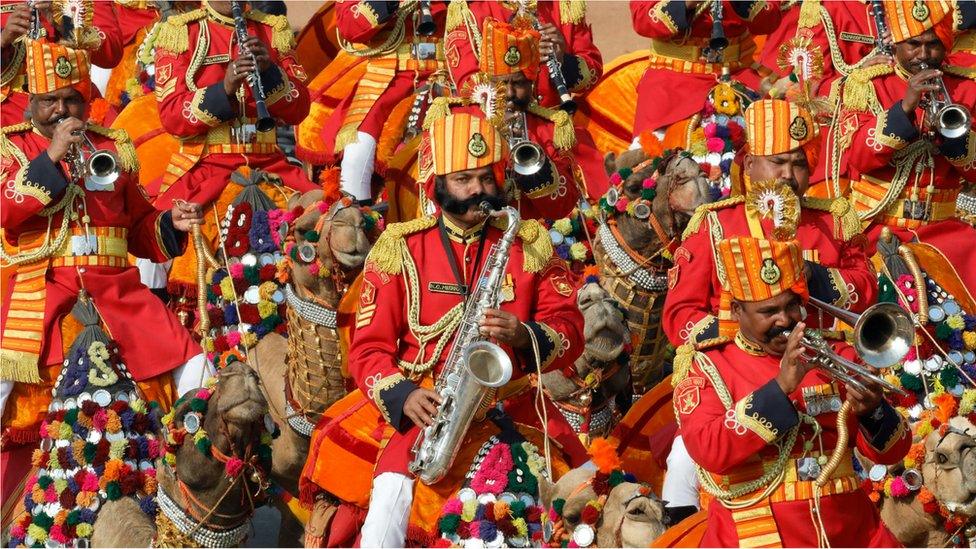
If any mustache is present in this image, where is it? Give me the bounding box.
[765,323,797,340]
[439,192,506,216]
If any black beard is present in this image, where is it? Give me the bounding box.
[434,181,506,215]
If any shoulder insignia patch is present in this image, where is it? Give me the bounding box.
[550,272,573,297]
[356,279,377,328]
[674,376,706,416]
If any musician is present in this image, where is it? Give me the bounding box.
[446,1,603,111]
[838,1,976,291]
[629,0,782,138]
[0,39,211,451]
[148,0,316,293]
[674,235,910,547]
[1,0,124,120]
[663,99,877,347]
[312,0,448,202]
[300,110,585,547]
[444,16,606,218]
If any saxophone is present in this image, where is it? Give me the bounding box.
[408,204,519,484]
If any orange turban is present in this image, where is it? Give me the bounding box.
[447,17,541,89]
[26,39,91,100]
[717,236,809,304]
[884,0,953,46]
[744,99,820,167]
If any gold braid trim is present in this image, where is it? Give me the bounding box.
[1,122,33,138]
[802,196,861,241]
[87,125,139,172]
[422,96,469,130]
[527,103,576,151]
[366,215,438,275]
[516,219,552,273]
[154,8,205,54]
[246,9,295,55]
[841,64,893,113]
[797,0,821,28]
[682,196,745,240]
[446,0,472,32]
[671,343,696,387]
[559,0,586,24]
[944,64,976,81]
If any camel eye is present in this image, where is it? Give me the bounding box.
[937,451,949,464]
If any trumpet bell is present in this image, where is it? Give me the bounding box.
[86,149,120,188]
[511,141,545,176]
[464,340,513,388]
[937,104,971,139]
[852,302,914,369]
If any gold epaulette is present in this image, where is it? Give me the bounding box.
[671,337,730,386]
[527,103,576,151]
[1,122,33,136]
[153,8,206,54]
[840,64,893,113]
[517,218,553,273]
[802,196,862,241]
[366,215,438,275]
[681,196,746,240]
[422,96,469,130]
[246,9,294,55]
[445,0,473,33]
[944,64,976,81]
[796,0,821,28]
[559,0,586,24]
[87,125,139,173]
[0,122,33,160]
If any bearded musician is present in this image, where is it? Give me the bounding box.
[300,109,586,547]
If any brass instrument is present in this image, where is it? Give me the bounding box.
[408,203,518,484]
[59,120,121,188]
[918,62,972,139]
[790,297,913,396]
[508,111,545,176]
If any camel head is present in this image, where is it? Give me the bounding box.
[578,281,630,364]
[923,416,976,516]
[602,149,711,258]
[286,190,376,304]
[540,467,666,548]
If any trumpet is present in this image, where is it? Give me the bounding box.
[918,62,972,139]
[59,120,120,188]
[507,110,545,176]
[789,297,914,396]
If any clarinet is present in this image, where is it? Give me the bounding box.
[870,0,893,55]
[231,1,275,132]
[417,0,435,36]
[705,0,728,62]
[531,17,576,114]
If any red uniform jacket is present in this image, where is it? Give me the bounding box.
[350,213,588,473]
[151,7,315,205]
[449,0,603,109]
[675,339,909,547]
[840,67,976,290]
[663,198,877,346]
[630,0,781,134]
[0,125,197,380]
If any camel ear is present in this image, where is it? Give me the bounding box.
[604,152,617,177]
[287,191,304,210]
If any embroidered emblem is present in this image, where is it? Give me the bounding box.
[54,56,72,78]
[675,376,705,415]
[550,273,572,297]
[789,115,809,141]
[467,133,488,158]
[357,279,377,327]
[912,0,929,21]
[156,63,173,85]
[361,279,376,306]
[504,45,521,66]
[760,258,782,284]
[673,246,692,264]
[500,273,515,302]
[747,180,799,240]
[667,265,679,290]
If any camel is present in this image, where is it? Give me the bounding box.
[878,416,976,547]
[250,190,375,544]
[91,361,273,547]
[539,465,668,547]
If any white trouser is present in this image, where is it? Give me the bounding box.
[171,353,215,397]
[339,131,377,201]
[90,66,111,96]
[662,435,701,508]
[360,472,414,548]
[0,353,214,420]
[136,258,172,290]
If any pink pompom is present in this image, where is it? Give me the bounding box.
[39,422,49,438]
[92,409,108,430]
[720,187,731,197]
[890,476,910,498]
[307,262,320,276]
[50,525,68,544]
[568,541,580,549]
[225,331,242,347]
[225,457,244,478]
[642,177,656,189]
[442,498,463,515]
[468,521,481,538]
[196,388,212,400]
[703,123,718,138]
[10,525,25,538]
[702,101,716,116]
[706,137,725,153]
[229,263,245,279]
[609,172,623,185]
[615,199,628,213]
[904,347,917,362]
[82,472,100,492]
[317,201,331,214]
[45,485,58,503]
